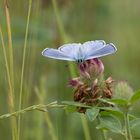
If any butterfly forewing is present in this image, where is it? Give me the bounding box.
[85,43,117,60]
[59,43,81,60]
[42,48,75,61]
[83,40,105,53]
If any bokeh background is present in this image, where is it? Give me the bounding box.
[0,0,140,140]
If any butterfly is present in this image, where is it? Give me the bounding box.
[42,40,117,63]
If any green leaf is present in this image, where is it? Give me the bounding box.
[97,114,123,134]
[98,106,123,118]
[96,123,109,130]
[130,90,140,104]
[110,98,128,106]
[128,114,137,121]
[65,105,77,113]
[62,101,90,108]
[130,118,140,129]
[86,108,99,121]
[98,98,114,106]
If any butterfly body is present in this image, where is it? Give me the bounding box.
[42,40,117,62]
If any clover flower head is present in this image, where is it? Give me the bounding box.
[78,58,104,79]
[69,59,114,113]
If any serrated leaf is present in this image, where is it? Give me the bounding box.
[86,108,99,121]
[110,98,128,106]
[62,101,90,108]
[130,118,140,129]
[130,90,140,104]
[97,114,123,134]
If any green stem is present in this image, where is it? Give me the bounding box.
[127,113,132,140]
[4,0,14,89]
[35,87,58,140]
[51,0,77,78]
[102,131,108,140]
[50,9,78,140]
[124,113,129,140]
[97,117,107,140]
[126,113,132,140]
[0,26,12,110]
[18,0,32,139]
[0,24,18,140]
[124,112,132,140]
[51,1,91,140]
[81,115,92,140]
[4,7,17,138]
[1,1,17,139]
[51,0,68,43]
[0,101,64,119]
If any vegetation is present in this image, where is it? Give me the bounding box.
[0,0,140,140]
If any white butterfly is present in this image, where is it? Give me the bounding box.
[42,40,117,63]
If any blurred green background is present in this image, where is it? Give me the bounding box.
[0,0,140,140]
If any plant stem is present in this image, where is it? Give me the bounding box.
[0,101,65,119]
[126,113,132,140]
[35,86,58,140]
[102,131,108,140]
[51,1,91,140]
[18,0,32,139]
[4,0,14,88]
[81,115,92,140]
[0,26,12,111]
[2,1,18,139]
[51,0,77,77]
[51,0,68,43]
[124,113,129,140]
[123,105,133,140]
[97,117,108,140]
[0,24,18,140]
[124,112,132,140]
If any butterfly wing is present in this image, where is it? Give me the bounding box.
[59,43,81,59]
[42,48,75,61]
[42,41,117,61]
[83,40,106,54]
[85,43,117,60]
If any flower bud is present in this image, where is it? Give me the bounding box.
[113,81,134,100]
[78,58,104,79]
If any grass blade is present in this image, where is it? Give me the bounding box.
[0,24,18,140]
[4,0,14,86]
[18,0,32,139]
